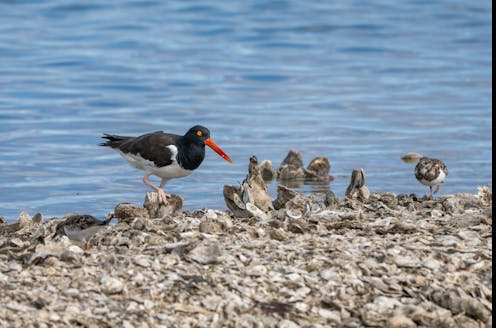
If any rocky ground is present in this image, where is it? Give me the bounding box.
[0,183,492,327]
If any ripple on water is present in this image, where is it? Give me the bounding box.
[0,0,491,221]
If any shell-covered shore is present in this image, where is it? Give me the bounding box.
[0,184,492,327]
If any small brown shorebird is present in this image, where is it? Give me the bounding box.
[100,125,232,204]
[401,152,448,199]
[53,214,113,250]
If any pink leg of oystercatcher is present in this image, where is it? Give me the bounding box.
[143,172,169,204]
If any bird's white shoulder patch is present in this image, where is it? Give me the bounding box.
[166,145,178,162]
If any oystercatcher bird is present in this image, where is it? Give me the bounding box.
[101,125,232,204]
[53,214,113,250]
[401,152,448,199]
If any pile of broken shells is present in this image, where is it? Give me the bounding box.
[0,165,492,327]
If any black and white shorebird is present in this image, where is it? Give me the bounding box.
[401,152,448,199]
[100,125,233,204]
[53,214,113,250]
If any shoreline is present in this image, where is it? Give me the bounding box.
[0,185,492,327]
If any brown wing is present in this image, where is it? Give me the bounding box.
[415,158,447,181]
[69,214,105,230]
[54,214,103,236]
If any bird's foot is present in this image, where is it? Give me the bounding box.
[433,182,443,194]
[84,243,91,251]
[157,189,170,204]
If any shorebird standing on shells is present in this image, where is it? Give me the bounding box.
[53,214,113,250]
[401,152,448,199]
[101,125,233,204]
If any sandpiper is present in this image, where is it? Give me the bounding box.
[53,214,113,250]
[401,152,448,199]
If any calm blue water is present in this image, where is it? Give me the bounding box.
[0,0,492,222]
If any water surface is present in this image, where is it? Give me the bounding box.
[0,0,492,222]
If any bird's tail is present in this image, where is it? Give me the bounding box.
[100,134,132,147]
[401,152,424,165]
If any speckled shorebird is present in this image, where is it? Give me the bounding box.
[401,152,448,199]
[100,125,232,204]
[53,214,113,250]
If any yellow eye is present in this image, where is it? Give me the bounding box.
[196,130,203,137]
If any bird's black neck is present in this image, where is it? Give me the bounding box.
[176,138,206,170]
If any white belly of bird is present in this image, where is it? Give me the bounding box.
[419,170,447,186]
[64,225,104,243]
[117,149,193,180]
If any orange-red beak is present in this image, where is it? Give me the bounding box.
[205,138,232,163]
